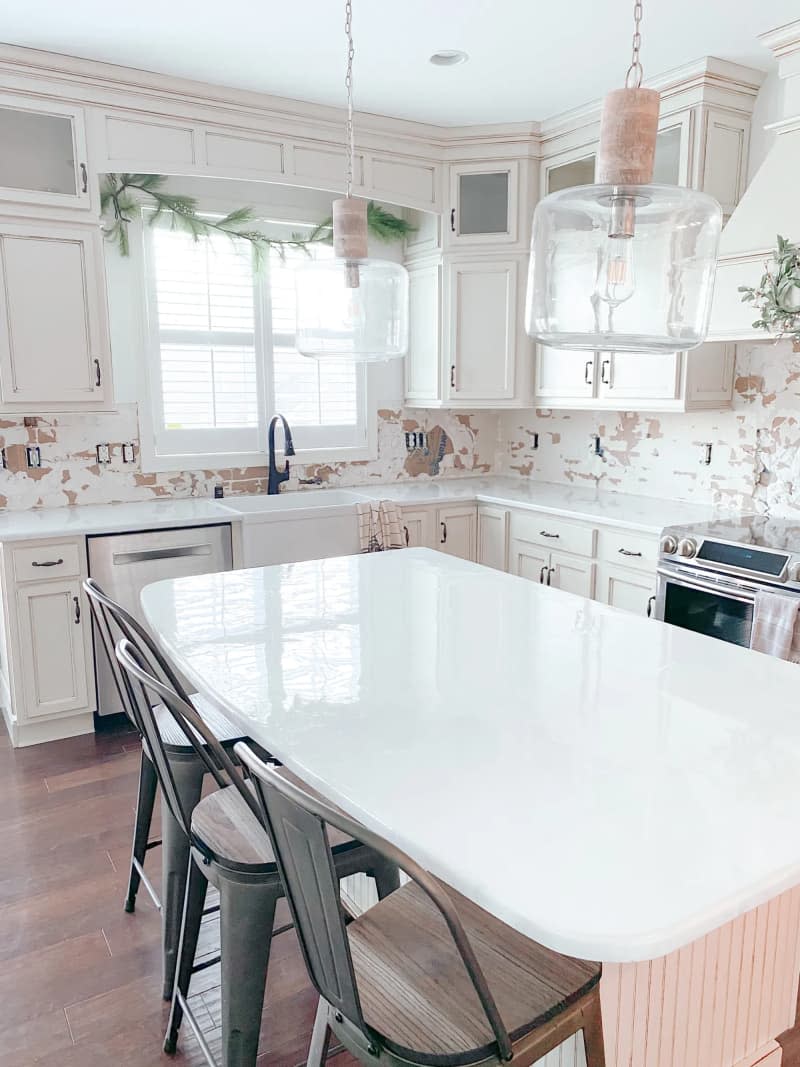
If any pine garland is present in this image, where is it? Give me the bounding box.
[739,235,800,347]
[100,173,415,263]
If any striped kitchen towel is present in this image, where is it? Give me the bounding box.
[357,500,406,552]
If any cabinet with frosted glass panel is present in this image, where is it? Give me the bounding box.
[0,96,92,211]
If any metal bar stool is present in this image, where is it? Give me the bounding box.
[84,577,264,999]
[116,636,400,1067]
[235,742,607,1067]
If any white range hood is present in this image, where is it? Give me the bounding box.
[709,20,800,341]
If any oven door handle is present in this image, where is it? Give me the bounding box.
[657,568,758,605]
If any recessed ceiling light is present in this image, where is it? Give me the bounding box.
[429,50,469,67]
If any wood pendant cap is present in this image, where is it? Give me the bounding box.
[333,197,368,260]
[595,87,660,186]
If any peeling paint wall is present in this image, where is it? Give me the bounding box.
[497,341,800,515]
[0,406,497,510]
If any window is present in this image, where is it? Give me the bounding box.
[141,215,368,470]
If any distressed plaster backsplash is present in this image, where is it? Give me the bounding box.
[497,340,800,516]
[0,406,496,510]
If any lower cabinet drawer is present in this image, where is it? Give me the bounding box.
[597,527,659,570]
[11,541,83,583]
[509,510,595,558]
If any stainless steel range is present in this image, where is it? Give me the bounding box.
[655,516,800,647]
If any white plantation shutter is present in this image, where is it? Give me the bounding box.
[143,215,367,465]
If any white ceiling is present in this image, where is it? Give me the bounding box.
[3,1,798,126]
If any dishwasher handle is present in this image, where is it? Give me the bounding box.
[112,544,214,566]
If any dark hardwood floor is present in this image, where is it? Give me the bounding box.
[0,719,354,1066]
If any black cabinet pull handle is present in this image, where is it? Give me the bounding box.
[539,565,548,584]
[647,595,656,618]
[540,530,559,539]
[94,359,101,387]
[618,548,642,558]
[80,163,88,193]
[403,525,410,547]
[450,208,456,232]
[601,359,611,385]
[32,558,63,568]
[547,567,554,586]
[584,359,593,385]
[73,596,81,624]
[440,522,447,544]
[450,364,456,389]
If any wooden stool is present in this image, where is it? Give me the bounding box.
[236,743,607,1067]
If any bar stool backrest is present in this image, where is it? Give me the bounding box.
[115,636,264,839]
[234,742,514,1063]
[83,577,192,736]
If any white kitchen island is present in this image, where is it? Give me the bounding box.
[141,549,800,1067]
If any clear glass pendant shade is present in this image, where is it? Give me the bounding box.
[526,183,722,353]
[295,257,409,362]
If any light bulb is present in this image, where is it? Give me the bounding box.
[594,235,636,308]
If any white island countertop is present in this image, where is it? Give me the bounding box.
[141,548,800,964]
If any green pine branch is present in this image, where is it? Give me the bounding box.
[100,174,415,265]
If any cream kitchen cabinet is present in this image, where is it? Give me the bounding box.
[477,505,509,571]
[0,219,112,410]
[508,536,596,599]
[446,161,520,249]
[399,503,477,561]
[405,252,533,409]
[595,562,657,617]
[400,507,434,548]
[0,96,91,211]
[534,342,734,412]
[0,538,95,747]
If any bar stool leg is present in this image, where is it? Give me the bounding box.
[581,988,606,1067]
[164,854,209,1054]
[218,874,280,1067]
[306,999,333,1067]
[125,749,158,913]
[371,859,401,900]
[161,756,205,999]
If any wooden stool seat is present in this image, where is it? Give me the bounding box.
[349,881,601,1065]
[154,694,248,752]
[191,775,358,874]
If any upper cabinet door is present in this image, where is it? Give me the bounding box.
[447,162,519,247]
[405,259,442,405]
[445,258,518,403]
[0,222,111,407]
[0,97,90,210]
[598,351,681,401]
[536,347,597,401]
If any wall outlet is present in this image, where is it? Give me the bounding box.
[0,447,6,469]
[25,445,41,468]
[96,443,111,465]
[122,442,136,464]
[213,484,224,499]
[700,443,713,466]
[405,431,429,452]
[590,434,604,457]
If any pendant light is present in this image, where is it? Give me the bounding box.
[525,0,723,354]
[295,0,409,362]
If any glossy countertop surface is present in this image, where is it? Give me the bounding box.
[0,498,236,541]
[0,477,732,541]
[141,549,800,963]
[354,476,726,533]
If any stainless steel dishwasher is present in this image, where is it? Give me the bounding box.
[87,524,232,716]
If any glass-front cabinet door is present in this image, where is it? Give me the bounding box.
[544,121,689,195]
[0,97,90,209]
[448,161,519,246]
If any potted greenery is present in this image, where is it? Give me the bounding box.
[739,235,800,351]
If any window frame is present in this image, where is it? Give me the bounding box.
[137,202,374,474]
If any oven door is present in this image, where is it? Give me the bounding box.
[655,565,758,648]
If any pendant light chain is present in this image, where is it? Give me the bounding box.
[344,0,355,199]
[625,0,644,88]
